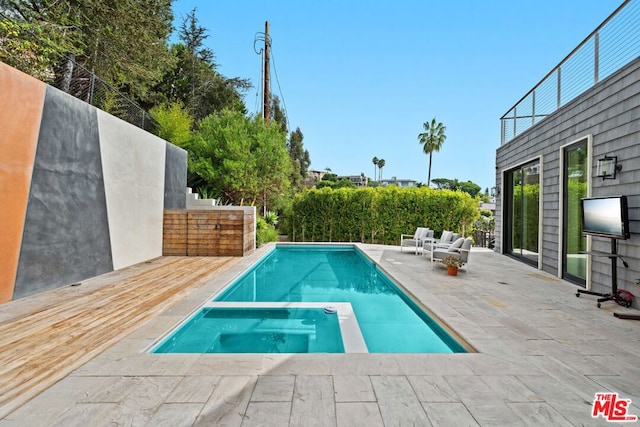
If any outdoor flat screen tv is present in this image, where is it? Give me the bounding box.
[581,195,630,240]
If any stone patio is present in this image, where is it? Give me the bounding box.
[1,243,639,426]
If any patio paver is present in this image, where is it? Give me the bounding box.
[1,243,639,426]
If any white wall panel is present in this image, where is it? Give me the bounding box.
[97,111,166,270]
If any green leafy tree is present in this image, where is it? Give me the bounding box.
[179,8,215,83]
[431,177,482,197]
[418,118,447,186]
[0,6,79,82]
[70,0,174,102]
[287,127,311,190]
[152,10,249,120]
[458,180,481,197]
[251,116,293,213]
[149,101,193,148]
[2,0,175,103]
[190,110,256,204]
[431,178,453,189]
[190,110,292,212]
[270,95,288,133]
[336,179,356,188]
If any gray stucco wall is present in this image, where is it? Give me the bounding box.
[164,142,187,209]
[2,66,189,301]
[495,56,640,304]
[14,87,114,298]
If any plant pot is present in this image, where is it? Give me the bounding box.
[447,266,458,276]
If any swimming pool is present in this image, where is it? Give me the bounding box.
[152,244,467,354]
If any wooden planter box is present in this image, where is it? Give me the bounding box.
[163,208,255,256]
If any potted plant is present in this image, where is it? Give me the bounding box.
[442,255,464,276]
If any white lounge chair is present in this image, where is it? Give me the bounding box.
[422,230,461,254]
[431,237,472,271]
[400,227,430,255]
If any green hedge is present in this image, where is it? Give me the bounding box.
[287,187,479,244]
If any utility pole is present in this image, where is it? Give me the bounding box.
[263,21,271,124]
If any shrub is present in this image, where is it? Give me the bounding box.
[288,186,479,244]
[256,217,278,247]
[264,211,279,226]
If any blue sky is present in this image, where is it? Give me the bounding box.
[171,0,622,192]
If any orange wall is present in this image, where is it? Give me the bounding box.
[0,63,46,303]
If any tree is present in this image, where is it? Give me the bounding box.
[287,127,310,190]
[270,95,287,133]
[251,117,294,213]
[149,102,193,148]
[377,159,385,181]
[179,8,214,104]
[430,177,482,197]
[1,0,175,103]
[190,110,292,211]
[372,157,379,181]
[458,180,481,197]
[152,9,249,121]
[0,4,79,82]
[418,118,447,186]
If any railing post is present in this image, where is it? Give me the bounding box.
[532,91,536,126]
[594,31,600,84]
[88,73,95,105]
[556,67,562,108]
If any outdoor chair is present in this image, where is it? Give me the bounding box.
[400,227,430,255]
[431,237,472,271]
[422,230,461,254]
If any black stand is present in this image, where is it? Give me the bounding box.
[576,238,628,308]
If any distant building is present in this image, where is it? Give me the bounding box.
[380,177,416,187]
[479,200,496,212]
[305,169,325,188]
[337,175,368,187]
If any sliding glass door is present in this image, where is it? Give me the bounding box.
[505,160,540,266]
[562,140,587,285]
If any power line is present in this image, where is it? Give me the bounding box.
[270,46,290,132]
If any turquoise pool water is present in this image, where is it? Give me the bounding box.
[153,308,344,353]
[152,245,466,354]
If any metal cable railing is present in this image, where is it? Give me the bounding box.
[501,0,640,144]
[52,58,157,133]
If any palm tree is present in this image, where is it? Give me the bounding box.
[377,158,385,181]
[418,118,446,186]
[372,157,379,181]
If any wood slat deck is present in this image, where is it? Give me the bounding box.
[0,256,239,417]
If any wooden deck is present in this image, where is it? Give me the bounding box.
[0,256,240,417]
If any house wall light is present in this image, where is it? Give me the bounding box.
[596,155,621,180]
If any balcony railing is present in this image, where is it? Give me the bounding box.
[501,0,640,144]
